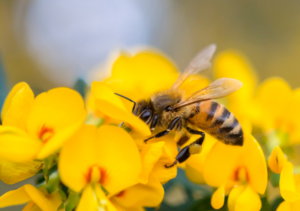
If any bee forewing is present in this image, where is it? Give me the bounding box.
[172,44,217,89]
[205,78,243,98]
[188,44,216,69]
[173,78,243,109]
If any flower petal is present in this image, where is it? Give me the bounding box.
[277,201,292,211]
[22,201,35,211]
[184,133,217,179]
[280,162,300,202]
[0,184,31,208]
[184,134,217,185]
[238,134,267,194]
[151,139,178,184]
[95,125,142,196]
[214,51,258,102]
[76,185,98,211]
[0,126,42,162]
[268,146,287,174]
[91,82,151,136]
[228,185,246,211]
[24,185,56,211]
[185,164,206,185]
[59,125,97,192]
[1,82,34,131]
[36,113,87,159]
[255,77,292,131]
[138,142,165,184]
[211,185,225,209]
[203,140,243,187]
[26,88,86,157]
[77,185,116,211]
[109,50,179,100]
[291,200,300,211]
[112,173,164,208]
[0,160,42,184]
[46,191,64,211]
[234,185,261,211]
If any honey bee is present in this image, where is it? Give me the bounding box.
[116,44,243,168]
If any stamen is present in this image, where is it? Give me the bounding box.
[233,166,249,183]
[86,165,106,184]
[38,125,54,143]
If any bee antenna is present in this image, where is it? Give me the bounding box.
[114,93,136,112]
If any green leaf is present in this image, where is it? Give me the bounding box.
[57,202,64,211]
[37,170,61,194]
[271,196,284,211]
[65,190,81,211]
[43,155,57,183]
[74,78,89,98]
[260,196,271,211]
[270,171,280,187]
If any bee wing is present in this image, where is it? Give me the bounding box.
[173,78,243,109]
[172,44,217,89]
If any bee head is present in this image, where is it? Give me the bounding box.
[135,100,153,124]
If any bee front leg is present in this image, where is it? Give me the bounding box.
[165,127,205,168]
[144,117,181,143]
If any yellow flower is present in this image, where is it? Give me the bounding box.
[268,145,287,174]
[0,82,86,183]
[0,160,42,184]
[103,50,179,102]
[277,162,300,211]
[110,173,164,211]
[254,78,300,145]
[59,124,142,211]
[87,49,179,120]
[214,50,258,131]
[138,138,178,184]
[90,48,226,189]
[109,137,180,210]
[0,184,63,211]
[277,201,300,211]
[203,133,267,211]
[91,84,178,186]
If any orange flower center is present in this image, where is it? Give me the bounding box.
[38,125,54,143]
[86,165,106,185]
[233,166,249,183]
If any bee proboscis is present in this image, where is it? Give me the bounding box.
[117,44,243,168]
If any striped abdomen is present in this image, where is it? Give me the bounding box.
[187,101,243,146]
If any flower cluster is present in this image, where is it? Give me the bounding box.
[0,48,298,211]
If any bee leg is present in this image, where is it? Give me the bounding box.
[186,127,205,145]
[144,117,181,143]
[165,128,205,168]
[165,160,177,168]
[165,145,190,168]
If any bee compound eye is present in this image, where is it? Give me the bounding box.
[140,110,152,123]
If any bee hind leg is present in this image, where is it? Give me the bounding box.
[164,128,205,168]
[164,145,190,168]
[186,127,205,145]
[165,160,177,168]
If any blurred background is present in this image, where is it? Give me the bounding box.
[1,0,300,210]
